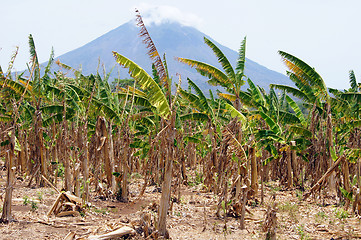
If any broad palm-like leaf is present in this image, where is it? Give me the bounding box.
[187,78,214,119]
[247,78,265,110]
[218,93,236,102]
[92,98,121,123]
[0,77,32,100]
[118,86,146,97]
[270,84,311,103]
[349,70,358,92]
[288,126,313,138]
[203,37,236,81]
[279,51,328,100]
[223,103,247,124]
[44,47,54,77]
[256,130,285,144]
[177,36,247,110]
[176,58,230,88]
[286,95,306,126]
[113,52,171,119]
[278,110,301,125]
[178,78,216,123]
[235,37,246,75]
[180,112,210,122]
[340,93,361,103]
[259,108,281,135]
[237,91,255,107]
[117,93,152,108]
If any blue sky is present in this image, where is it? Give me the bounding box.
[1,0,360,89]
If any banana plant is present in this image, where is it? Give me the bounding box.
[178,36,247,111]
[270,51,340,187]
[113,9,178,236]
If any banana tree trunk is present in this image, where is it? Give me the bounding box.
[63,121,71,191]
[82,81,95,202]
[158,115,176,237]
[121,126,130,202]
[342,161,351,209]
[94,118,102,192]
[326,103,335,192]
[139,134,152,198]
[290,141,299,185]
[82,122,90,202]
[18,130,26,173]
[108,120,116,193]
[287,145,293,188]
[35,108,46,187]
[100,117,113,191]
[250,147,258,196]
[189,142,196,169]
[51,123,58,188]
[24,131,29,175]
[1,128,15,223]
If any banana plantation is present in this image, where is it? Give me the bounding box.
[1,11,361,239]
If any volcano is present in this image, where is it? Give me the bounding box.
[54,20,291,91]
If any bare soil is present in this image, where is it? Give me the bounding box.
[1,169,361,240]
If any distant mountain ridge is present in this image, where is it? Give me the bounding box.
[53,21,292,91]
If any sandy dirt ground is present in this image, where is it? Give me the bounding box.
[1,168,361,240]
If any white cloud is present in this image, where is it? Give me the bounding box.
[132,3,203,28]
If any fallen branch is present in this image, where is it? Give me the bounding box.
[56,211,80,217]
[47,193,64,217]
[41,175,60,194]
[63,231,76,240]
[47,192,86,217]
[36,220,67,228]
[63,191,83,205]
[88,226,136,240]
[303,155,345,200]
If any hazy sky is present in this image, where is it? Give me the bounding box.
[1,0,360,89]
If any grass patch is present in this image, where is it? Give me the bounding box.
[23,196,30,206]
[187,170,204,187]
[131,172,142,179]
[295,190,303,201]
[334,208,348,220]
[37,191,43,202]
[315,211,327,223]
[296,224,310,240]
[93,207,109,215]
[31,200,38,211]
[278,201,299,223]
